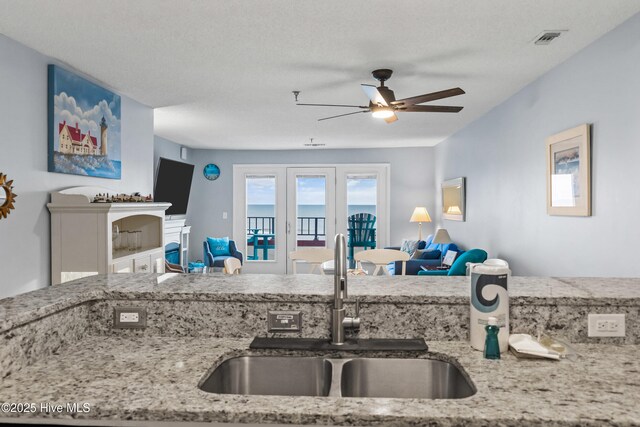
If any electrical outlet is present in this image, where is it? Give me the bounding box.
[609,318,621,331]
[596,319,609,331]
[120,312,139,323]
[588,314,625,337]
[114,307,147,329]
[267,310,302,332]
[222,211,228,219]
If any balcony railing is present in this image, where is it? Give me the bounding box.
[247,216,275,234]
[297,216,325,240]
[247,216,326,245]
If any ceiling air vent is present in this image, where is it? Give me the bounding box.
[533,30,567,45]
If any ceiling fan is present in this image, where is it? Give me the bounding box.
[297,69,465,123]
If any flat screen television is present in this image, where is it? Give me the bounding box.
[154,157,195,216]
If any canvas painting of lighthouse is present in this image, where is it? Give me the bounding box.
[48,65,121,179]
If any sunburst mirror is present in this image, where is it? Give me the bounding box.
[0,173,17,219]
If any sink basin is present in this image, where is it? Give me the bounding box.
[199,356,332,396]
[200,356,475,399]
[340,358,475,399]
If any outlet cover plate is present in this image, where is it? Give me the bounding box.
[114,307,147,329]
[267,310,302,332]
[588,313,625,337]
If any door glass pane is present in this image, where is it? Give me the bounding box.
[347,175,377,217]
[346,175,378,266]
[246,176,276,261]
[296,175,326,248]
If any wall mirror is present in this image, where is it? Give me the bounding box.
[442,177,465,221]
[0,173,17,219]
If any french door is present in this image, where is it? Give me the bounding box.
[286,168,336,273]
[232,167,287,274]
[233,164,389,274]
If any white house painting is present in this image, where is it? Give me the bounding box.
[48,65,121,179]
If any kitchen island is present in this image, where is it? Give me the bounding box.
[1,274,639,426]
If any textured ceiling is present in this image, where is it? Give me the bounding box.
[1,0,639,150]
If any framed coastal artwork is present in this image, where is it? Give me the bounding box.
[48,65,121,179]
[545,124,591,216]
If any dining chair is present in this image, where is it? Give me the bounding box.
[289,247,334,274]
[354,248,410,275]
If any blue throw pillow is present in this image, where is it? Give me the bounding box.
[420,249,441,260]
[207,237,230,257]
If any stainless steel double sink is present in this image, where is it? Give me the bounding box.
[200,356,475,399]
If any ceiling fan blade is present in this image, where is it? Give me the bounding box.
[318,110,370,121]
[400,105,464,113]
[391,87,465,107]
[384,113,398,124]
[361,84,388,106]
[297,103,369,108]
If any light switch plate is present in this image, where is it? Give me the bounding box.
[267,310,302,332]
[588,313,625,337]
[114,307,147,329]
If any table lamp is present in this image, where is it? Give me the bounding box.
[410,207,431,241]
[432,228,452,267]
[432,228,452,244]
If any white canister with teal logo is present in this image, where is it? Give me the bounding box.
[469,261,510,352]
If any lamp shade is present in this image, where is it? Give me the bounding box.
[410,207,432,223]
[446,205,462,215]
[432,228,452,244]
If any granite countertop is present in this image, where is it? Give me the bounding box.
[1,274,640,425]
[2,273,639,333]
[1,336,638,426]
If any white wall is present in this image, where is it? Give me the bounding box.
[434,12,640,276]
[0,34,155,298]
[184,148,435,263]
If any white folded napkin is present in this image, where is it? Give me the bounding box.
[508,334,560,360]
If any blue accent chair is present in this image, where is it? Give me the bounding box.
[387,234,459,275]
[203,239,243,269]
[417,249,488,276]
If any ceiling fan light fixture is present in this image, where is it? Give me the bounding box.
[297,69,465,123]
[371,108,394,119]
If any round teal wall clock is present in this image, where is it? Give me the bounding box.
[203,163,220,181]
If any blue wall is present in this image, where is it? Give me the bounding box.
[434,13,640,276]
[174,147,435,262]
[0,34,156,298]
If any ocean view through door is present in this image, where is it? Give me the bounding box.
[286,168,336,273]
[233,164,389,274]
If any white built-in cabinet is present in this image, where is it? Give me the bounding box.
[164,219,191,270]
[48,187,171,285]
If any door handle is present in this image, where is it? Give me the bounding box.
[287,221,291,234]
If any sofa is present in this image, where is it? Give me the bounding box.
[203,238,244,269]
[417,249,488,276]
[386,234,460,275]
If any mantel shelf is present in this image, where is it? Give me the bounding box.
[47,202,171,213]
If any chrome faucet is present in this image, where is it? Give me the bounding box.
[331,233,360,345]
